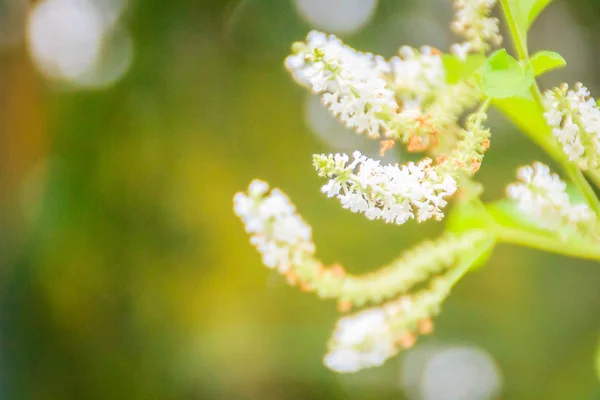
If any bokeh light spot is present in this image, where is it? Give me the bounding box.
[294,0,378,35]
[402,344,502,400]
[26,0,131,89]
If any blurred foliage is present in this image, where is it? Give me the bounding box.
[0,0,600,399]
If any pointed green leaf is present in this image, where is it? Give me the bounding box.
[530,50,566,76]
[506,0,553,39]
[493,96,546,134]
[525,0,553,29]
[479,49,535,98]
[492,95,567,162]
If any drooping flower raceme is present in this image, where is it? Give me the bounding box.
[324,272,457,373]
[450,0,502,60]
[233,183,492,307]
[285,31,397,138]
[313,151,457,224]
[233,180,316,274]
[544,83,600,170]
[506,162,596,236]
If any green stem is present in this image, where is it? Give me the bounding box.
[445,235,495,288]
[477,97,492,115]
[565,164,600,216]
[588,171,600,188]
[500,0,528,59]
[500,0,600,215]
[495,226,600,261]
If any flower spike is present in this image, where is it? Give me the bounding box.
[233,180,315,274]
[314,151,457,224]
[285,31,397,138]
[324,269,468,373]
[544,83,600,170]
[507,162,599,238]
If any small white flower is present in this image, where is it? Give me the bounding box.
[507,162,596,235]
[233,180,316,273]
[248,180,269,196]
[450,0,502,58]
[314,151,457,224]
[285,31,397,138]
[449,42,471,61]
[324,308,396,373]
[389,45,446,102]
[544,83,600,170]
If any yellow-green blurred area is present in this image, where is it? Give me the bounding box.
[1,0,600,398]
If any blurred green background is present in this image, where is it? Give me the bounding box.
[1,0,600,398]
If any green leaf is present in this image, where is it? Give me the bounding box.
[506,0,553,40]
[493,96,546,136]
[530,50,566,76]
[492,95,567,162]
[478,49,535,99]
[442,54,486,84]
[524,0,553,29]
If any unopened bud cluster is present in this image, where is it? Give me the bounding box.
[440,111,491,175]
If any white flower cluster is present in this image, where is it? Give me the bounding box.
[324,292,438,373]
[507,163,594,233]
[285,31,397,138]
[544,83,600,170]
[450,0,502,60]
[233,180,315,274]
[285,31,484,152]
[314,151,457,224]
[324,308,396,373]
[390,46,446,103]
